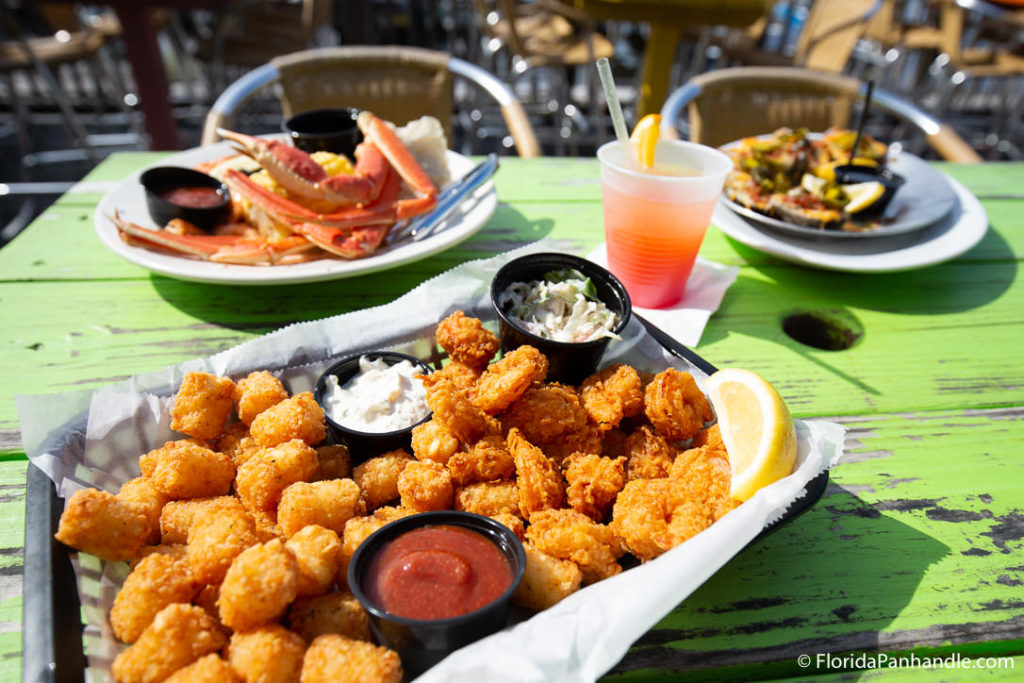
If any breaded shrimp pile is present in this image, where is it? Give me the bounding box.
[54,309,738,681]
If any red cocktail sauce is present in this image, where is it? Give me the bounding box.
[363,525,512,620]
[160,186,223,208]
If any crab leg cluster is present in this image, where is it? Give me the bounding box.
[112,112,440,263]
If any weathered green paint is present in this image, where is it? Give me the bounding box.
[0,155,1022,680]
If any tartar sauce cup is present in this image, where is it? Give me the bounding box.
[348,511,526,678]
[312,351,434,464]
[491,252,632,385]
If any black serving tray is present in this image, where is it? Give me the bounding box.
[21,315,827,683]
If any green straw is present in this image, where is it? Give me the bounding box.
[596,57,636,169]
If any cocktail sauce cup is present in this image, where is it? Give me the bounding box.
[139,167,231,231]
[491,252,631,385]
[312,351,433,464]
[348,511,526,678]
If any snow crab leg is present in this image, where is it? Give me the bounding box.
[110,210,317,265]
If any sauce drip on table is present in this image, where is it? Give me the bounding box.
[364,525,512,620]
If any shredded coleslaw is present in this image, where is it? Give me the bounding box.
[498,269,621,343]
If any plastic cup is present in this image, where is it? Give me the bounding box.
[598,139,733,309]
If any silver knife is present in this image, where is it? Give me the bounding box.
[388,154,499,245]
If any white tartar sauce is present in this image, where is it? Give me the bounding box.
[323,356,430,432]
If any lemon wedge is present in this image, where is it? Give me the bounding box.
[842,181,885,213]
[630,113,661,169]
[704,368,798,502]
[800,173,828,197]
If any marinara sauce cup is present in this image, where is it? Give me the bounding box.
[312,351,434,464]
[348,511,527,677]
[491,252,631,385]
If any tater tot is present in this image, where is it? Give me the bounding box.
[110,553,199,644]
[186,508,259,585]
[164,653,241,683]
[251,508,285,542]
[130,543,187,570]
[218,539,298,632]
[139,440,235,500]
[446,434,515,486]
[235,439,319,512]
[55,488,150,562]
[170,372,236,440]
[337,508,414,589]
[116,477,167,545]
[352,450,412,510]
[234,370,289,425]
[409,419,461,465]
[512,544,582,612]
[315,444,352,481]
[300,634,402,683]
[285,525,342,599]
[226,625,306,683]
[111,603,227,683]
[216,422,262,469]
[249,392,326,448]
[159,496,244,545]
[397,460,453,512]
[287,592,372,643]
[277,479,364,537]
[453,480,520,517]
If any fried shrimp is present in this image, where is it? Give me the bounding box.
[579,363,643,431]
[500,382,588,444]
[447,434,515,486]
[525,508,624,584]
[670,444,739,521]
[418,360,481,394]
[507,428,565,519]
[423,378,498,443]
[472,345,548,414]
[623,425,676,481]
[562,452,626,522]
[435,310,500,371]
[643,368,713,442]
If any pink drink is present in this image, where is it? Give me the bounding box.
[598,140,732,308]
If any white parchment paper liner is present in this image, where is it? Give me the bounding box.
[16,238,845,683]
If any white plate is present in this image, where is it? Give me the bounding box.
[722,148,957,239]
[711,171,988,272]
[94,143,496,285]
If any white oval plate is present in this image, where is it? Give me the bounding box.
[722,148,957,239]
[711,171,988,272]
[95,143,496,285]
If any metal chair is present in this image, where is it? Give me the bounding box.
[659,66,982,162]
[201,45,541,158]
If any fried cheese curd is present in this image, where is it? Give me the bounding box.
[56,319,741,681]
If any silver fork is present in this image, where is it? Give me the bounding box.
[387,154,499,246]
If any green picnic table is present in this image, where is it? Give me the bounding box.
[1,152,1022,681]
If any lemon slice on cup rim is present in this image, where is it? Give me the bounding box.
[629,113,662,169]
[842,181,886,214]
[705,368,798,502]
